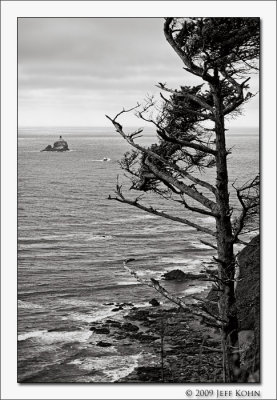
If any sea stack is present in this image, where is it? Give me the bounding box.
[41,136,69,152]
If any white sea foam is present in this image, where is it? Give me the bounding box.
[66,308,122,323]
[105,355,141,382]
[134,301,156,308]
[109,214,158,224]
[115,280,140,286]
[18,329,92,344]
[184,284,209,296]
[68,353,142,382]
[18,330,48,341]
[135,269,165,281]
[18,300,43,310]
[57,298,99,307]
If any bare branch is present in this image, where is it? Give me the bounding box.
[113,104,140,121]
[109,188,217,237]
[177,195,218,217]
[145,158,219,213]
[200,240,218,250]
[123,259,223,326]
[182,171,217,194]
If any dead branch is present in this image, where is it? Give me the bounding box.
[109,186,217,237]
[178,195,217,217]
[123,259,224,326]
[145,159,219,213]
[200,240,217,250]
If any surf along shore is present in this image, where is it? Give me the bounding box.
[87,235,260,383]
[90,301,223,383]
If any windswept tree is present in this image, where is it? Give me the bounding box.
[107,17,259,382]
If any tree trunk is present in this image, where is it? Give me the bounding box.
[212,80,240,382]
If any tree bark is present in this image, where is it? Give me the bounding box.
[212,79,240,382]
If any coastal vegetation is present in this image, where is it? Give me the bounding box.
[107,18,260,382]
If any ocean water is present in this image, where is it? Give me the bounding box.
[18,126,259,382]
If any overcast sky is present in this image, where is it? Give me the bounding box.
[18,18,259,128]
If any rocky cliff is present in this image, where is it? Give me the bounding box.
[236,235,260,382]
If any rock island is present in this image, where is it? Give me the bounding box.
[41,136,69,152]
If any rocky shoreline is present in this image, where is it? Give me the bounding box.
[87,294,223,383]
[86,235,260,383]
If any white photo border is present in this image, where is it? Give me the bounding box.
[1,1,276,399]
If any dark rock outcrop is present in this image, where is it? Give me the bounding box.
[116,306,223,383]
[41,136,69,152]
[163,269,206,281]
[125,309,150,321]
[89,327,110,334]
[96,341,112,347]
[149,298,160,307]
[105,319,121,328]
[121,322,139,332]
[111,307,123,312]
[42,145,53,152]
[131,366,164,382]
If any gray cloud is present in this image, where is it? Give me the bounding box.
[18,18,259,128]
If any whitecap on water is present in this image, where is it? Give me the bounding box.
[18,329,92,344]
[115,280,140,286]
[65,308,123,323]
[108,214,158,224]
[57,298,100,307]
[18,330,48,341]
[18,300,43,310]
